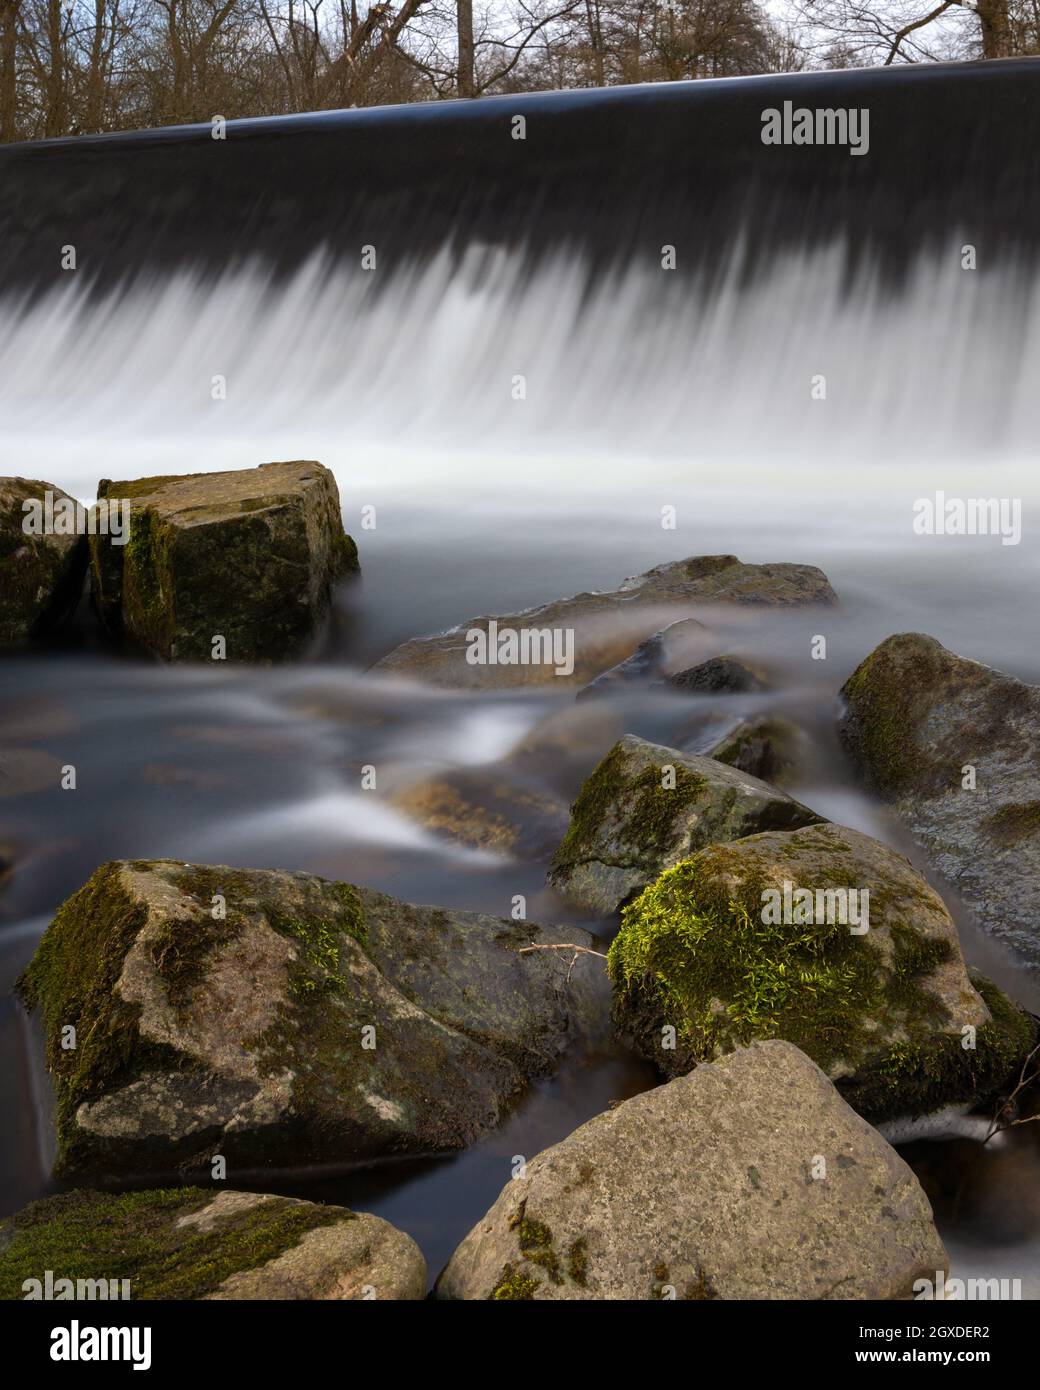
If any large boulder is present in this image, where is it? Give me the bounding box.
[609,822,1036,1123]
[435,1040,948,1300]
[16,860,606,1180]
[373,554,836,689]
[0,478,87,647]
[547,734,823,914]
[0,1188,425,1300]
[840,633,1040,969]
[89,461,359,662]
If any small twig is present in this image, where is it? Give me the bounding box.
[519,942,608,983]
[983,1040,1040,1144]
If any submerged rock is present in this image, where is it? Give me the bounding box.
[435,1040,947,1301]
[609,821,1035,1122]
[391,767,569,859]
[16,860,605,1179]
[839,634,1040,969]
[373,554,836,689]
[0,1188,425,1300]
[547,733,823,914]
[89,461,359,662]
[0,478,88,647]
[575,618,710,698]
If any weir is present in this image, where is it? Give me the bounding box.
[1,58,1040,295]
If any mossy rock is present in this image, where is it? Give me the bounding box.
[609,822,1036,1123]
[0,478,87,647]
[839,633,1040,968]
[89,461,359,662]
[0,1188,425,1300]
[436,1041,947,1300]
[16,860,606,1180]
[547,734,823,914]
[373,554,836,689]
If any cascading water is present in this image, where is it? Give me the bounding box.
[1,56,1039,1293]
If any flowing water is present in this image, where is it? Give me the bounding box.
[2,58,1040,1293]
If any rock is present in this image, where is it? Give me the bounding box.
[373,554,837,689]
[661,655,769,694]
[839,633,1040,969]
[391,767,569,858]
[0,1187,425,1300]
[0,478,88,647]
[700,714,804,785]
[609,821,1036,1123]
[16,860,606,1179]
[546,734,823,914]
[89,461,359,662]
[435,1040,948,1300]
[575,618,710,699]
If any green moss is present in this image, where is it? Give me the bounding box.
[0,1187,353,1301]
[489,1263,540,1300]
[840,974,1038,1122]
[566,1238,589,1287]
[335,532,360,575]
[608,849,889,1073]
[123,505,177,656]
[266,884,366,998]
[552,743,706,870]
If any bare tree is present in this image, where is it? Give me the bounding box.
[0,0,19,140]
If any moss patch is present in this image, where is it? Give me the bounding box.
[489,1263,540,1300]
[0,1188,352,1301]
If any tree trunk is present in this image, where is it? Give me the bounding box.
[0,0,17,143]
[457,0,474,96]
[44,0,66,136]
[977,0,1012,57]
